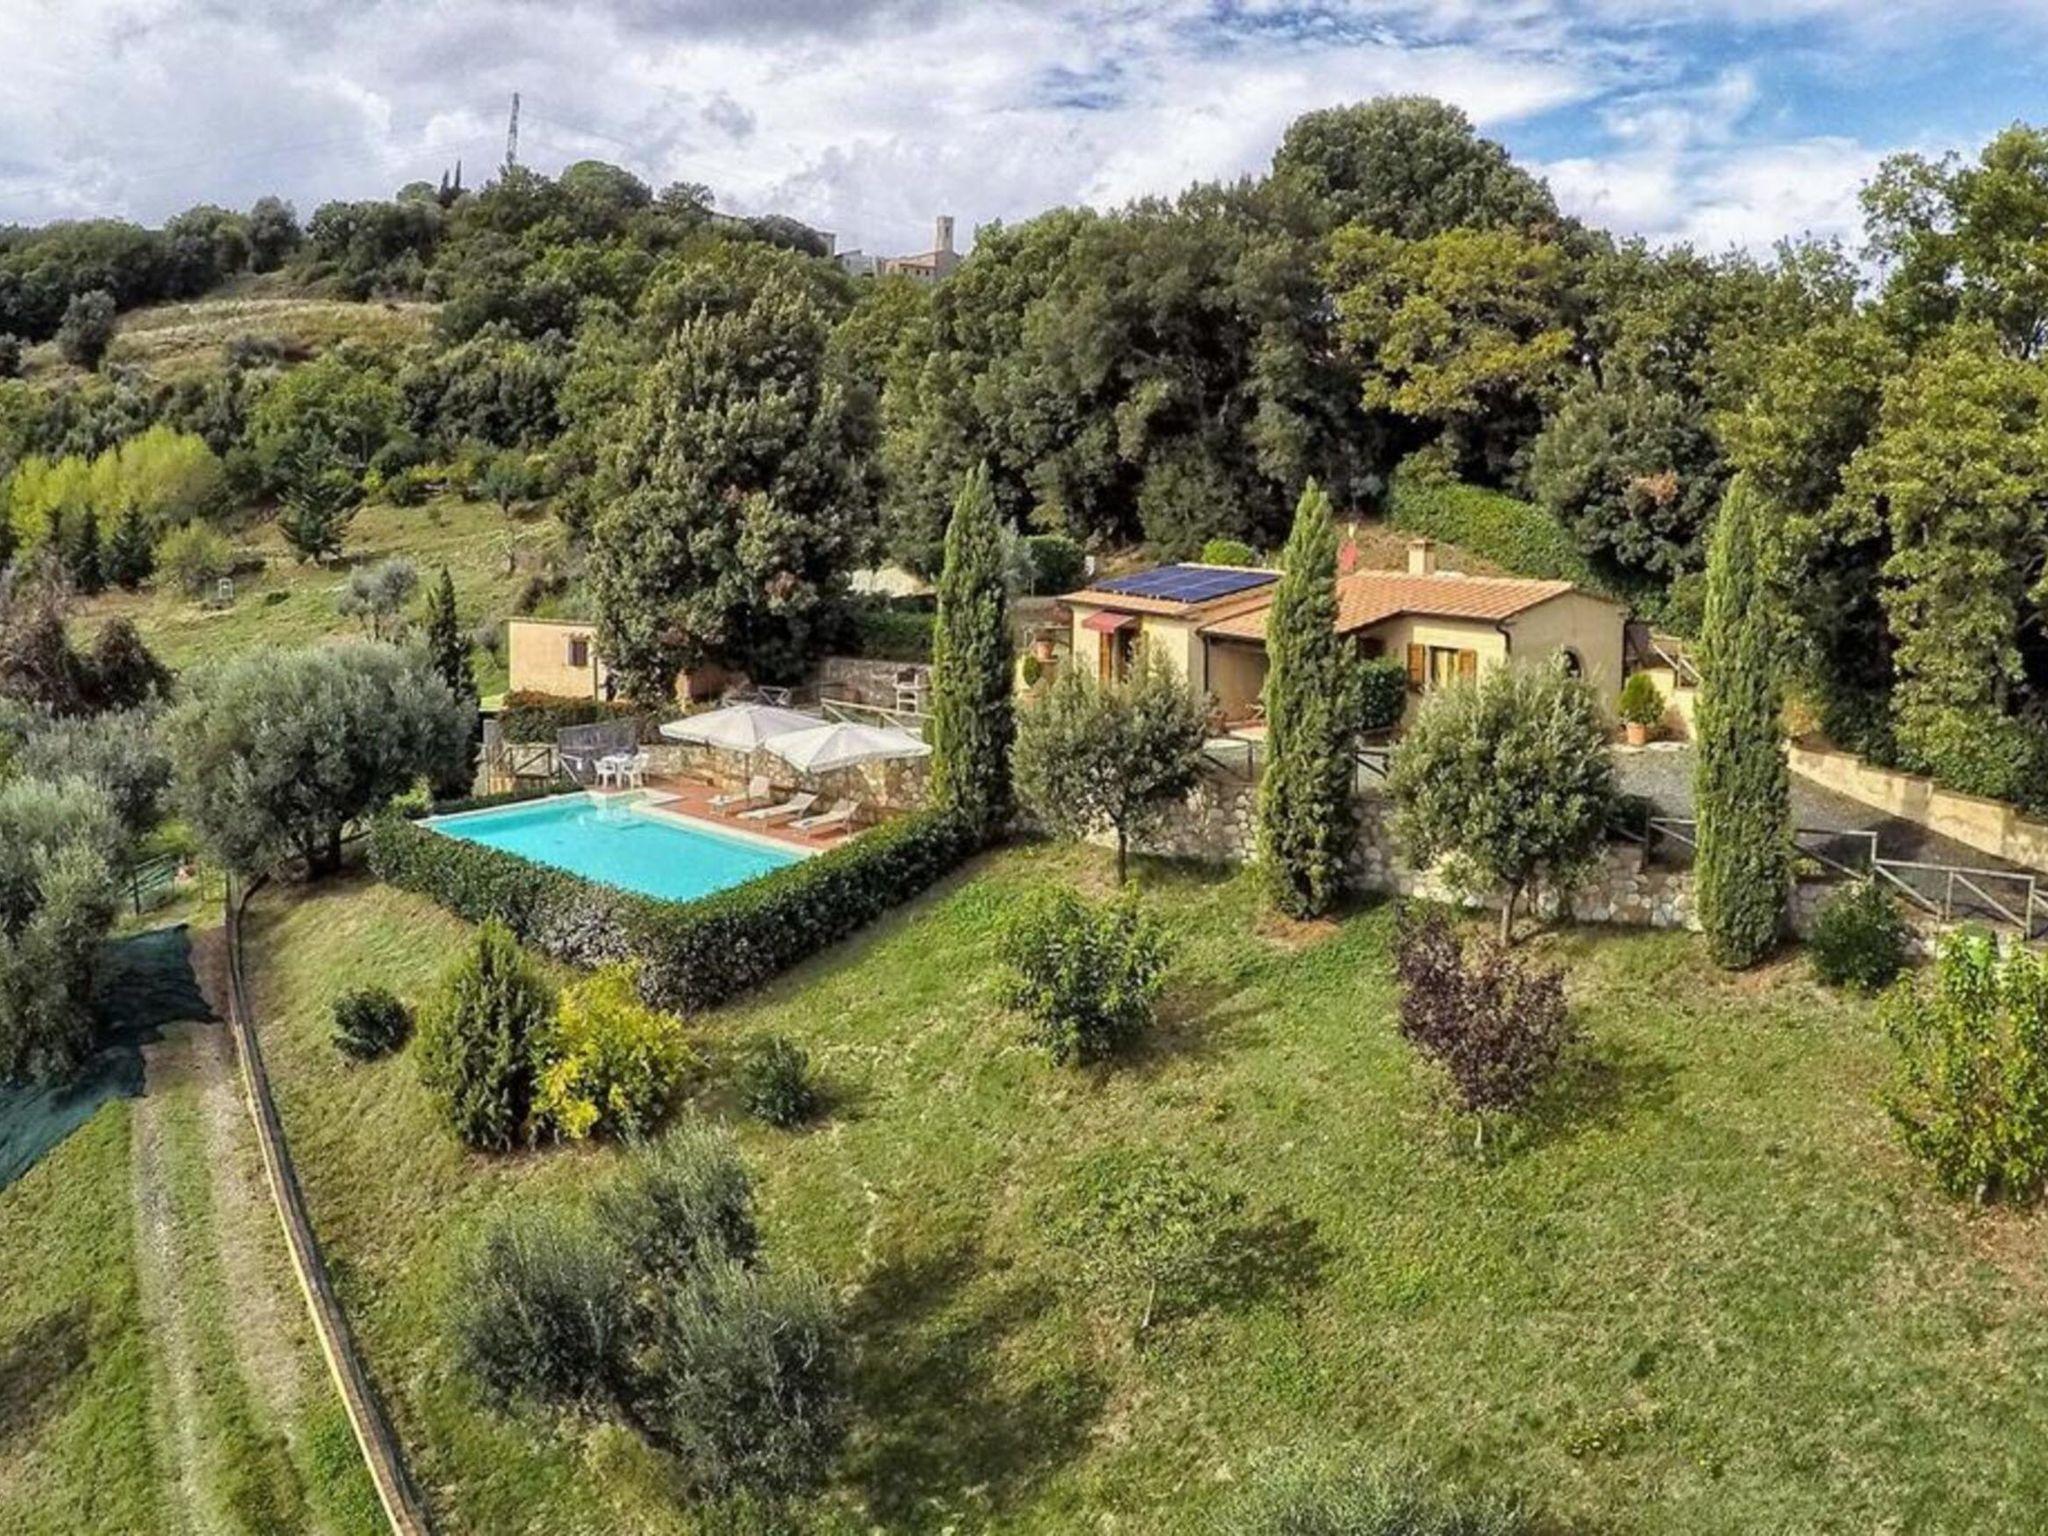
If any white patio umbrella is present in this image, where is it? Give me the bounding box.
[658,703,818,751]
[763,722,931,773]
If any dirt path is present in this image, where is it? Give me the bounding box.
[126,928,338,1536]
[129,1027,214,1536]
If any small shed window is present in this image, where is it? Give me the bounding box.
[567,635,591,669]
[1560,647,1584,678]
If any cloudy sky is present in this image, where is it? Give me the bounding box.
[3,1,2046,257]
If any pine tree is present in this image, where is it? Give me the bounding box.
[1694,474,1791,968]
[105,505,156,590]
[64,508,104,595]
[277,438,360,565]
[926,461,1013,836]
[1256,481,1358,919]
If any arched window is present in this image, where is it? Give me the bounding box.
[1559,647,1584,678]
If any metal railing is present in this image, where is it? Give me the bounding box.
[1638,815,2045,940]
[819,696,931,737]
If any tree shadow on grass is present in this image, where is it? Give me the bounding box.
[1488,1038,1682,1161]
[1126,981,1276,1074]
[844,1241,1108,1529]
[1180,1204,1336,1322]
[0,1301,90,1451]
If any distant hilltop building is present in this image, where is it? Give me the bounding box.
[834,216,963,281]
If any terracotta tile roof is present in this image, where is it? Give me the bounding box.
[1201,571,1578,642]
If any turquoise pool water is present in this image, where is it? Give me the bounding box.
[426,795,802,903]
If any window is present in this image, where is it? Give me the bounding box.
[567,634,590,669]
[1408,643,1479,692]
[1559,647,1584,678]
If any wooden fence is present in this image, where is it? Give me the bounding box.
[222,880,433,1535]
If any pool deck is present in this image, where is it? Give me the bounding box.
[592,776,860,853]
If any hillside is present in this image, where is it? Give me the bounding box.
[22,276,436,384]
[70,495,567,696]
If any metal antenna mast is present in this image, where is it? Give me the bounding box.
[505,92,521,170]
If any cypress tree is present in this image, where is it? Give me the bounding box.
[425,567,475,705]
[0,497,15,574]
[1695,474,1791,968]
[926,461,1013,836]
[1257,480,1358,919]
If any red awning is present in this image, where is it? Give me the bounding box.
[1081,611,1137,634]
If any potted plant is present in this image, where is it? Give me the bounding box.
[1617,671,1665,747]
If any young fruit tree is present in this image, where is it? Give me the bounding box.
[1013,655,1207,884]
[1882,929,2048,1205]
[1256,479,1359,919]
[1000,887,1173,1065]
[1693,475,1792,968]
[1387,660,1616,943]
[926,460,1013,836]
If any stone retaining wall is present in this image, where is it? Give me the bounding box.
[1789,740,2048,875]
[1115,769,1735,935]
[643,741,929,813]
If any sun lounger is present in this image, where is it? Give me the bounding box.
[791,799,858,835]
[741,791,817,824]
[711,775,770,812]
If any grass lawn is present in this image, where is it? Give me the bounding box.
[0,1106,163,1534]
[245,845,2048,1534]
[71,494,560,695]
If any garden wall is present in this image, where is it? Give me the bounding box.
[1118,770,1855,936]
[1789,741,2048,875]
[641,741,929,813]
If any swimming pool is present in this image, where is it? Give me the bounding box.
[424,794,804,904]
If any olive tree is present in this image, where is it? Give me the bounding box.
[0,776,123,1086]
[1013,656,1207,884]
[169,641,473,877]
[1388,662,1617,943]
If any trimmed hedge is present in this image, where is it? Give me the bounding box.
[370,803,979,1012]
[1388,476,1616,598]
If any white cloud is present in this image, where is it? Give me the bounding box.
[0,0,2037,259]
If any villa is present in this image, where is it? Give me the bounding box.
[1060,540,1628,726]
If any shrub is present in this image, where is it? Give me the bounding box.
[158,520,234,597]
[450,1206,633,1413]
[1023,532,1086,594]
[1616,671,1665,729]
[1218,1451,1538,1536]
[1199,537,1259,568]
[1882,930,2048,1204]
[448,1128,846,1499]
[737,1034,821,1128]
[1356,656,1406,734]
[496,690,644,744]
[416,919,556,1150]
[637,1259,847,1499]
[592,1126,761,1282]
[1394,905,1577,1136]
[533,966,695,1142]
[56,289,117,371]
[370,803,978,1013]
[330,985,411,1061]
[1810,883,1910,993]
[1001,888,1173,1066]
[1053,1148,1242,1333]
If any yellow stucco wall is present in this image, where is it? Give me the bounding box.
[1504,592,1626,708]
[1066,605,1203,689]
[507,618,605,699]
[1203,640,1268,718]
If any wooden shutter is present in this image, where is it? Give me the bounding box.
[1405,643,1426,689]
[1457,649,1479,681]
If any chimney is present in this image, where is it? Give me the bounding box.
[1407,538,1437,577]
[935,214,955,255]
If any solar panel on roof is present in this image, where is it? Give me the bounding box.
[1095,564,1276,604]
